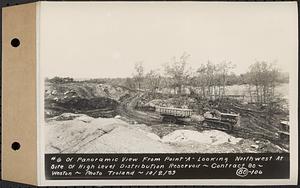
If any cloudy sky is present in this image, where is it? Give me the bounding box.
[39,2,298,78]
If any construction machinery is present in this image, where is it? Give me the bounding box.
[278,121,289,141]
[203,109,240,131]
[155,106,193,124]
[154,105,240,131]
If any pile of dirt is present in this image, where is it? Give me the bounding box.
[169,138,283,153]
[45,82,131,118]
[45,113,285,153]
[45,113,175,153]
[48,113,94,123]
[45,97,119,118]
[45,82,129,101]
[162,130,242,145]
[161,129,283,153]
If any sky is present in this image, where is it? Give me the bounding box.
[39,2,298,78]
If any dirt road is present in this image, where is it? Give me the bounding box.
[116,94,162,125]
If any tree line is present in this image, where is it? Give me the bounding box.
[129,53,288,105]
[46,53,288,105]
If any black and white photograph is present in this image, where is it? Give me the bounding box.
[42,2,295,154]
[44,57,291,154]
[36,1,298,185]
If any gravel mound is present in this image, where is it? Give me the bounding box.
[45,114,175,153]
[162,130,242,145]
[45,113,283,153]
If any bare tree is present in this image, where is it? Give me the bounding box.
[163,53,191,95]
[196,61,217,99]
[145,69,161,96]
[195,64,208,98]
[246,61,281,105]
[195,60,235,100]
[133,61,144,90]
[217,61,236,97]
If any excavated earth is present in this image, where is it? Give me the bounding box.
[45,113,284,153]
[44,82,288,153]
[45,82,130,118]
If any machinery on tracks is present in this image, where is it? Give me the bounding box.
[155,106,240,132]
[203,110,240,131]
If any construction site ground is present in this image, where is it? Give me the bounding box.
[45,82,289,153]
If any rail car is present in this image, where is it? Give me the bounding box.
[155,106,193,124]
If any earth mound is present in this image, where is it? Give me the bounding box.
[45,113,284,153]
[45,82,130,118]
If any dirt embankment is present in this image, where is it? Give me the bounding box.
[45,82,131,118]
[46,113,283,153]
[44,83,289,153]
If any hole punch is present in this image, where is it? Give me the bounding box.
[11,142,21,151]
[11,38,20,47]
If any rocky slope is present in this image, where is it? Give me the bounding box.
[45,113,283,153]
